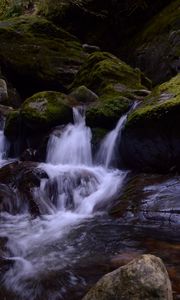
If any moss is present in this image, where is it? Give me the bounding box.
[72,51,144,93]
[21,91,72,131]
[0,16,86,96]
[86,95,131,129]
[126,74,180,127]
[71,51,149,128]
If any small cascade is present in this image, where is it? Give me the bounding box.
[46,107,92,166]
[0,118,8,165]
[0,106,129,300]
[96,114,127,168]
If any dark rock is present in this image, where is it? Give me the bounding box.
[120,74,180,172]
[0,161,48,215]
[128,0,180,85]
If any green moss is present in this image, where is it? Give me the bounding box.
[126,74,180,127]
[21,91,72,130]
[0,16,85,93]
[72,51,144,93]
[71,51,149,128]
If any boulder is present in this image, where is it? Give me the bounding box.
[120,74,180,172]
[72,51,150,129]
[5,91,73,136]
[69,85,99,104]
[0,16,86,98]
[82,254,173,300]
[129,0,180,85]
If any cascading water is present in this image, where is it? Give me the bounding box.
[0,107,128,300]
[96,114,127,168]
[0,118,9,166]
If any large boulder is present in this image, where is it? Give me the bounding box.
[82,254,173,300]
[128,0,180,85]
[120,74,180,172]
[72,51,150,129]
[0,16,86,98]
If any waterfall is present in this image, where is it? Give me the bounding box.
[0,106,128,300]
[46,107,92,166]
[96,114,127,168]
[0,118,8,166]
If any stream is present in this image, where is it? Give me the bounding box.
[0,107,179,300]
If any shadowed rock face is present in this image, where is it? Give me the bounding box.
[82,254,173,300]
[36,0,171,54]
[127,0,180,85]
[120,74,180,172]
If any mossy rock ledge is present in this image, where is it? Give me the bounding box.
[120,74,180,172]
[5,91,73,137]
[71,51,150,129]
[0,15,86,97]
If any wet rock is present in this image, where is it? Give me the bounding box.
[72,51,150,129]
[0,161,48,215]
[121,74,180,172]
[82,254,173,300]
[109,172,180,229]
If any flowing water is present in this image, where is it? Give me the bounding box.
[0,118,9,166]
[0,107,179,300]
[0,107,128,300]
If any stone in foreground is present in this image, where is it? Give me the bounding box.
[82,254,173,300]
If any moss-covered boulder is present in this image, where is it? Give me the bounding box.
[120,74,180,172]
[0,15,86,98]
[5,91,73,137]
[129,0,180,85]
[72,51,150,129]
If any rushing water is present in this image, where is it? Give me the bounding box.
[0,107,128,300]
[0,118,8,166]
